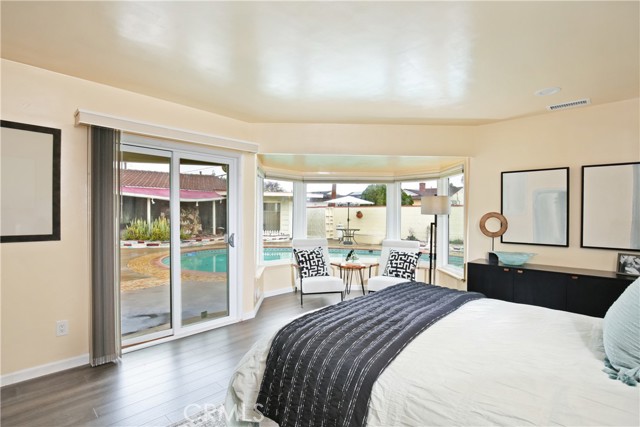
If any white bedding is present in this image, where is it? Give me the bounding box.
[226,299,640,426]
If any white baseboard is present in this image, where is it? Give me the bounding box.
[1,353,90,387]
[242,287,294,320]
[242,294,265,320]
[264,287,295,298]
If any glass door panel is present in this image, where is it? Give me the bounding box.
[179,159,229,326]
[120,148,173,345]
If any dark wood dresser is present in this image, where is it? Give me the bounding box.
[467,259,634,317]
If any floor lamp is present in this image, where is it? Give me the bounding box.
[421,195,451,285]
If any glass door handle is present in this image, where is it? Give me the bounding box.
[226,233,235,247]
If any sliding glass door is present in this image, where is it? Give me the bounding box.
[120,147,173,344]
[179,158,229,327]
[119,144,235,347]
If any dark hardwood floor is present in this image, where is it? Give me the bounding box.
[1,291,351,427]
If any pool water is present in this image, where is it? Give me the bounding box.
[165,248,461,273]
[162,249,229,273]
[264,247,382,262]
[164,248,382,273]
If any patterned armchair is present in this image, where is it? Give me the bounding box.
[292,238,345,307]
[367,239,422,293]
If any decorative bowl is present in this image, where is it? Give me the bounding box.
[491,251,536,266]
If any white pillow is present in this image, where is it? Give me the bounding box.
[383,249,421,280]
[603,277,640,386]
[293,247,328,278]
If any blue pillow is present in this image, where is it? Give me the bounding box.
[602,278,640,386]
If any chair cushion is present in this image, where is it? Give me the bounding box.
[294,247,328,278]
[383,249,421,280]
[367,275,408,292]
[302,276,345,293]
[602,278,640,386]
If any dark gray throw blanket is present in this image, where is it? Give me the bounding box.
[256,282,484,427]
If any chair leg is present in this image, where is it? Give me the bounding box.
[340,292,344,302]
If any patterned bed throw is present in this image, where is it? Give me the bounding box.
[256,282,484,427]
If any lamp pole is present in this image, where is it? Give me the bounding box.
[421,195,450,286]
[429,216,438,285]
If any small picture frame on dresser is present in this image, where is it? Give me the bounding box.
[616,253,640,277]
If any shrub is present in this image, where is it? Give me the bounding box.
[150,216,171,241]
[124,216,193,241]
[123,218,150,241]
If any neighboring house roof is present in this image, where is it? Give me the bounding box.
[121,169,227,191]
[405,185,462,199]
[120,169,226,201]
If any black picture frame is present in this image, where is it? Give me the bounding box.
[501,167,569,247]
[1,120,61,243]
[581,162,640,251]
[617,252,640,277]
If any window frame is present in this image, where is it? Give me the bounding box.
[438,171,465,278]
[260,166,465,275]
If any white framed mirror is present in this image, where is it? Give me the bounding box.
[501,167,569,247]
[581,162,640,251]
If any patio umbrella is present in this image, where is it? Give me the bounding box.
[327,195,374,229]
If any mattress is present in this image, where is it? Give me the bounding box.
[226,298,640,426]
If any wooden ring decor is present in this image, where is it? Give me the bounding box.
[480,212,508,238]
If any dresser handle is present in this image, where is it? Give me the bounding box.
[571,275,579,280]
[516,270,524,274]
[503,268,510,272]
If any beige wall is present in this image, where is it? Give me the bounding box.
[0,59,254,376]
[2,57,638,379]
[240,154,258,314]
[263,263,296,295]
[254,99,639,282]
[467,99,640,272]
[252,122,476,156]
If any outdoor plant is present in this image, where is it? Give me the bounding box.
[180,206,203,237]
[150,216,171,241]
[123,218,150,241]
[361,185,414,206]
[123,217,192,241]
[406,228,418,241]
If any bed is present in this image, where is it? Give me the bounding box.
[226,282,640,426]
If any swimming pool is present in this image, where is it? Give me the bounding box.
[164,248,382,273]
[165,247,459,273]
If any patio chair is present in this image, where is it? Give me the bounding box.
[367,239,422,293]
[292,238,344,307]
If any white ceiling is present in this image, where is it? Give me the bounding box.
[2,1,638,126]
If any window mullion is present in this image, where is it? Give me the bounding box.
[437,178,449,267]
[386,183,401,240]
[293,181,306,238]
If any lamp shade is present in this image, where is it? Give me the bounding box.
[421,195,451,215]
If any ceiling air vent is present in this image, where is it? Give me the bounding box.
[546,98,591,111]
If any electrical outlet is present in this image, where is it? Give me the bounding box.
[56,320,69,336]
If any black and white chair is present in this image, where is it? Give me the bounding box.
[366,239,422,293]
[292,238,345,306]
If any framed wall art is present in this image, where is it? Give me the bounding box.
[617,253,640,276]
[1,120,61,243]
[582,162,640,251]
[501,167,569,246]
